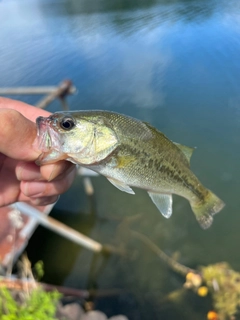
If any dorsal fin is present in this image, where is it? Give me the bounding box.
[173,142,195,164]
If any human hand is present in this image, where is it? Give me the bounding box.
[0,97,76,207]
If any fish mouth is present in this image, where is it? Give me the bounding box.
[36,116,59,152]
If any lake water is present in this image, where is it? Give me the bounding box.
[1,0,240,319]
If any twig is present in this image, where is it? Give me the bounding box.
[35,80,75,109]
[59,97,69,111]
[43,283,123,298]
[0,277,123,299]
[131,230,195,276]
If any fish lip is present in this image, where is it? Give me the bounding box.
[36,116,57,152]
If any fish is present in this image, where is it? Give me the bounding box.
[35,110,225,229]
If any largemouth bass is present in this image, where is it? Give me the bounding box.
[36,111,225,229]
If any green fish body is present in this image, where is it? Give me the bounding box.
[36,111,225,229]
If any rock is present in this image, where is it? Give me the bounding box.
[80,311,108,320]
[56,302,85,320]
[109,316,129,320]
[56,304,129,320]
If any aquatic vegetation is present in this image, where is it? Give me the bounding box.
[200,262,240,320]
[184,271,202,289]
[133,230,240,320]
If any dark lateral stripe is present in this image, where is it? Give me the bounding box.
[114,144,206,201]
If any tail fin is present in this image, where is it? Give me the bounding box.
[191,190,225,229]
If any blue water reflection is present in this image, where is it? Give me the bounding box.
[1,0,240,318]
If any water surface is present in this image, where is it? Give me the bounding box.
[1,0,240,318]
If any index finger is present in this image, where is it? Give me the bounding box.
[0,109,40,161]
[0,97,50,121]
[0,98,76,180]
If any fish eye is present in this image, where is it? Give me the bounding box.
[60,117,75,130]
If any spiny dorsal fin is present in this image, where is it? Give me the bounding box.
[173,142,195,164]
[143,122,195,164]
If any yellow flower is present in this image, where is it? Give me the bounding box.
[207,310,218,320]
[197,286,208,297]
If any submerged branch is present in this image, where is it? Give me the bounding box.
[131,230,196,277]
[0,277,123,299]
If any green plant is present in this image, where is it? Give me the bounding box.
[0,286,61,320]
[33,260,44,281]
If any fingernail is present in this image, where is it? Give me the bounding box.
[22,181,46,197]
[30,195,59,206]
[48,165,57,181]
[47,162,70,181]
[16,166,23,180]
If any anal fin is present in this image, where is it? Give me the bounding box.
[148,192,172,218]
[107,177,135,195]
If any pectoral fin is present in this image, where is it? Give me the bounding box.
[148,192,172,218]
[107,178,135,195]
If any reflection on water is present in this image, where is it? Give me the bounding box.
[1,0,240,318]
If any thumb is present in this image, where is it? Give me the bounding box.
[0,109,40,161]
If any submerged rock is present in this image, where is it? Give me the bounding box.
[109,316,129,320]
[56,303,129,320]
[80,311,129,320]
[56,302,84,320]
[80,311,107,320]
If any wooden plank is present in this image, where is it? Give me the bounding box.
[0,84,76,95]
[35,80,76,109]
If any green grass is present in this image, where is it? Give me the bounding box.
[0,286,61,320]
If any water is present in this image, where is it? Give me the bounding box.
[1,0,240,318]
